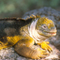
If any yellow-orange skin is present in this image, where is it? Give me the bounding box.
[37,17,54,29]
[0,16,57,59]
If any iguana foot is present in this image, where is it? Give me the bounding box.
[37,41,52,52]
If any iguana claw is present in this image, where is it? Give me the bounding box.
[37,41,52,52]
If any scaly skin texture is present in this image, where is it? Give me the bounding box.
[0,15,57,59]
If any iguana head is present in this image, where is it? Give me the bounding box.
[36,17,57,37]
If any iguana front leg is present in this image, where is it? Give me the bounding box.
[37,41,52,52]
[14,36,49,59]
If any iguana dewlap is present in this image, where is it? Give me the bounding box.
[0,15,57,59]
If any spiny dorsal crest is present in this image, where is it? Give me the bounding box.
[26,14,40,20]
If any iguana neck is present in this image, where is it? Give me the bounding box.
[28,19,47,43]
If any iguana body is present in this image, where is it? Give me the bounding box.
[0,15,57,59]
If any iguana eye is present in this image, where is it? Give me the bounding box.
[41,24,47,29]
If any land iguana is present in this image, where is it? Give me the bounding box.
[0,15,57,59]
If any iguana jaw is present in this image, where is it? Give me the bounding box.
[38,29,57,37]
[45,31,56,37]
[46,31,56,36]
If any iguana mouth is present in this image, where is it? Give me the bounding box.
[44,30,57,35]
[46,31,56,36]
[45,29,57,35]
[49,32,56,34]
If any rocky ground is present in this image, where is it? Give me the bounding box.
[0,7,60,60]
